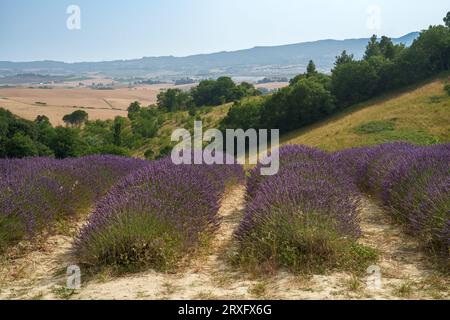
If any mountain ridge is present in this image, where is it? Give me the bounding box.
[0,32,419,80]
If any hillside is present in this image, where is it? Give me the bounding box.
[0,33,418,80]
[281,74,450,151]
[119,74,450,158]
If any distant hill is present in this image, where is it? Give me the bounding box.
[0,32,419,81]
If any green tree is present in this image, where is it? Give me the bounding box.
[331,60,379,106]
[131,108,161,139]
[157,89,193,112]
[410,25,450,72]
[334,50,354,67]
[221,98,263,131]
[63,110,89,127]
[235,82,261,98]
[191,76,256,106]
[127,101,141,120]
[34,115,50,125]
[112,116,125,146]
[306,60,318,76]
[50,126,83,158]
[444,11,450,28]
[364,35,381,60]
[260,77,335,132]
[379,36,396,59]
[5,132,39,158]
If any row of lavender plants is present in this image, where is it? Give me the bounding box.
[0,156,148,252]
[234,145,377,274]
[74,156,244,272]
[333,142,449,260]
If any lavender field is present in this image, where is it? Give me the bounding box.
[0,143,448,299]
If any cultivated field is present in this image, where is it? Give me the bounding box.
[0,145,448,300]
[0,76,448,300]
[0,83,194,125]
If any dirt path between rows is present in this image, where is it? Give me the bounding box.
[0,186,447,300]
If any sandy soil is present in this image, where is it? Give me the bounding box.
[0,186,447,300]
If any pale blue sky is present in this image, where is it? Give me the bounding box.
[0,0,448,62]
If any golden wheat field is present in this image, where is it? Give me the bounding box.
[0,84,194,125]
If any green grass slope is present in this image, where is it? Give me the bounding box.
[281,74,450,151]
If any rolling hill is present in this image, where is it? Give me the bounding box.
[131,73,449,158]
[0,33,419,80]
[281,73,450,151]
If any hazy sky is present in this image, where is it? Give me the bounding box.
[0,0,448,62]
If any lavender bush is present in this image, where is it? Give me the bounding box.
[0,156,148,252]
[235,145,376,274]
[335,142,450,260]
[246,144,328,199]
[74,157,244,272]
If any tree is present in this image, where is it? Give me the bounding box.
[260,77,335,132]
[112,116,125,146]
[191,77,257,107]
[364,35,381,60]
[409,25,450,72]
[331,60,379,107]
[235,82,261,98]
[379,36,396,59]
[157,89,193,112]
[34,115,50,125]
[127,101,141,120]
[50,126,83,158]
[5,132,39,158]
[221,98,263,131]
[334,50,354,66]
[130,108,161,139]
[63,110,88,127]
[444,11,450,28]
[306,60,318,76]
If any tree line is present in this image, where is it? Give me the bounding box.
[1,12,449,159]
[156,76,261,112]
[221,12,450,134]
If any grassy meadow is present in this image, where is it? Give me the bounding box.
[282,74,450,151]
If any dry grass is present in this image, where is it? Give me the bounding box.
[282,75,450,151]
[0,83,186,125]
[255,82,289,90]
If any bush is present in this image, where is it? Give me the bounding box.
[220,98,264,131]
[0,156,148,252]
[5,132,39,158]
[335,143,450,261]
[254,76,335,133]
[354,120,396,134]
[234,145,375,274]
[444,83,450,96]
[74,157,244,272]
[331,60,379,107]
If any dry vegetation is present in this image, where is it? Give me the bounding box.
[0,83,193,126]
[282,76,450,150]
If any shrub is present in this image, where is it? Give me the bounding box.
[335,143,450,261]
[444,83,450,96]
[234,145,375,274]
[354,120,396,134]
[74,156,244,272]
[0,156,148,252]
[246,145,328,199]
